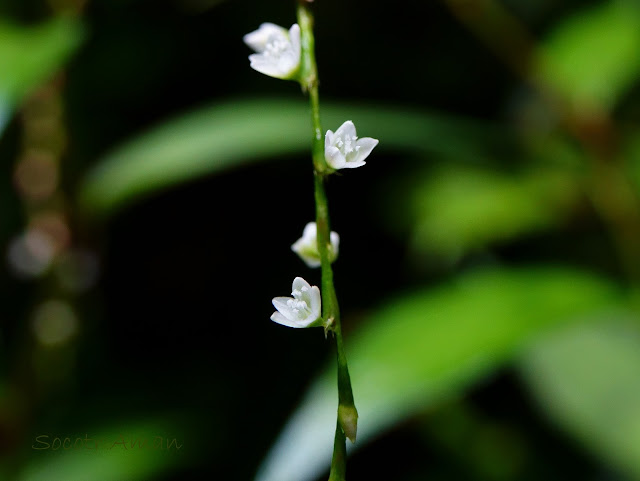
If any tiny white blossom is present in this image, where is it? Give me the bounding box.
[271,277,322,328]
[325,120,378,169]
[243,23,301,80]
[291,222,339,268]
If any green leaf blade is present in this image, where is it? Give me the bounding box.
[537,1,640,111]
[78,98,508,218]
[520,319,640,478]
[0,17,84,104]
[255,267,623,481]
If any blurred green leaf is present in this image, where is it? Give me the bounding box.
[625,133,640,192]
[0,94,9,134]
[537,1,640,111]
[0,16,84,125]
[407,166,580,264]
[78,98,509,217]
[255,267,622,481]
[17,418,189,481]
[423,401,529,480]
[520,318,640,479]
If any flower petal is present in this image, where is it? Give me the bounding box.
[325,130,334,150]
[291,237,304,254]
[302,222,317,240]
[271,311,302,328]
[292,277,312,294]
[325,145,346,169]
[272,297,298,322]
[291,223,323,268]
[309,285,321,320]
[243,23,287,51]
[288,23,301,60]
[248,54,286,78]
[291,242,321,268]
[353,137,379,164]
[334,120,356,140]
[342,159,366,168]
[330,231,340,255]
[301,257,321,268]
[292,251,321,268]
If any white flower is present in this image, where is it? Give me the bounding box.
[271,277,322,328]
[325,120,378,169]
[291,222,339,268]
[243,23,301,80]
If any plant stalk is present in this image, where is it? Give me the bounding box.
[297,2,358,479]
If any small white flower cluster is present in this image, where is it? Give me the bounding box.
[244,23,379,172]
[269,222,338,328]
[244,22,379,328]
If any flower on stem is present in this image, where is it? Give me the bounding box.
[325,120,378,170]
[271,277,322,328]
[291,222,339,268]
[243,23,301,80]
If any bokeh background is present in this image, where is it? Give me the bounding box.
[2,0,640,480]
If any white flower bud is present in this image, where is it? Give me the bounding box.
[291,222,339,268]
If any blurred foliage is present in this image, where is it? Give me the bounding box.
[406,166,581,264]
[0,16,83,135]
[78,98,505,217]
[19,418,192,481]
[255,267,626,481]
[521,318,640,479]
[536,0,640,112]
[2,0,640,481]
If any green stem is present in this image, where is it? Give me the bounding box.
[297,1,325,173]
[297,2,358,479]
[328,419,348,481]
[314,174,356,419]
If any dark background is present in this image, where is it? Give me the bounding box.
[1,0,639,480]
